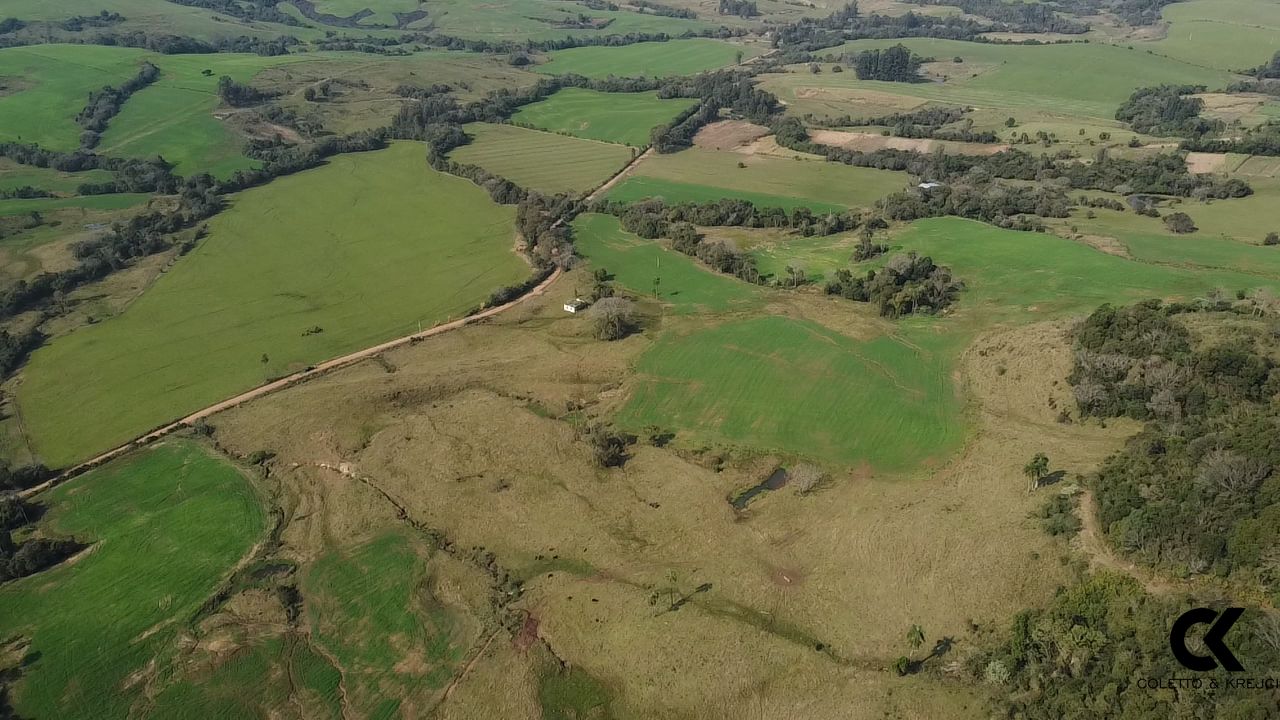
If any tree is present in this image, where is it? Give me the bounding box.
[1265,231,1279,246]
[590,297,638,341]
[1163,211,1197,234]
[1023,453,1049,493]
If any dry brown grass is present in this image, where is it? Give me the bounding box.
[1185,151,1228,175]
[693,119,770,150]
[203,265,1143,717]
[810,129,1010,156]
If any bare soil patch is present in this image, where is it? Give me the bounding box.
[1185,151,1228,174]
[811,129,1009,156]
[692,120,769,150]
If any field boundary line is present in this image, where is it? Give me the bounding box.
[21,267,563,499]
[586,147,654,202]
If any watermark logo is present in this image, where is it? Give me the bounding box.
[1170,607,1245,672]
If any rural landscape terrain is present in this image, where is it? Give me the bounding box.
[2,0,1280,717]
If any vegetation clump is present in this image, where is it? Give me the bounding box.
[824,252,962,318]
[1069,301,1280,600]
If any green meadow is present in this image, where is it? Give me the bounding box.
[0,193,151,217]
[18,142,529,467]
[0,160,113,195]
[617,315,967,470]
[306,532,471,716]
[0,441,264,720]
[425,0,711,41]
[536,39,758,78]
[511,88,697,147]
[598,216,1278,469]
[96,52,308,177]
[1146,0,1280,72]
[0,44,149,151]
[0,0,322,41]
[147,635,344,719]
[775,39,1235,119]
[630,147,910,209]
[606,176,848,213]
[451,123,635,194]
[574,213,762,314]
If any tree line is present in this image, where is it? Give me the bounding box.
[774,117,1252,200]
[75,61,160,150]
[904,0,1088,34]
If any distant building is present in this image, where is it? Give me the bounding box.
[564,298,589,313]
[917,181,945,190]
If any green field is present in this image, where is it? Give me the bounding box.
[617,315,967,470]
[511,88,696,147]
[536,39,758,78]
[424,0,712,41]
[312,0,425,26]
[776,39,1236,120]
[574,213,762,314]
[628,147,910,209]
[96,52,307,177]
[18,142,529,467]
[0,193,151,217]
[306,532,471,715]
[599,216,1277,468]
[0,0,323,41]
[0,160,113,195]
[605,175,849,214]
[450,123,635,194]
[0,45,149,151]
[0,441,264,720]
[1146,0,1280,71]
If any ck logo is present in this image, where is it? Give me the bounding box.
[1170,607,1245,672]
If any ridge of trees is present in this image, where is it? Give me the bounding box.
[773,117,1251,199]
[804,105,1007,144]
[163,0,302,27]
[1182,121,1280,157]
[904,0,1088,34]
[75,61,160,150]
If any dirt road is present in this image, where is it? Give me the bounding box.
[21,267,563,498]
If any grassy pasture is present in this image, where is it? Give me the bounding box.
[147,635,344,719]
[97,52,308,177]
[0,193,151,217]
[18,142,528,467]
[450,123,634,195]
[617,315,967,470]
[511,88,696,147]
[0,0,323,41]
[312,0,424,26]
[425,0,712,41]
[774,39,1235,120]
[604,217,1277,468]
[0,441,264,720]
[0,44,149,151]
[628,146,911,209]
[260,51,538,136]
[574,213,761,314]
[535,39,759,78]
[0,159,113,195]
[306,531,475,716]
[606,175,848,213]
[1145,0,1280,71]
